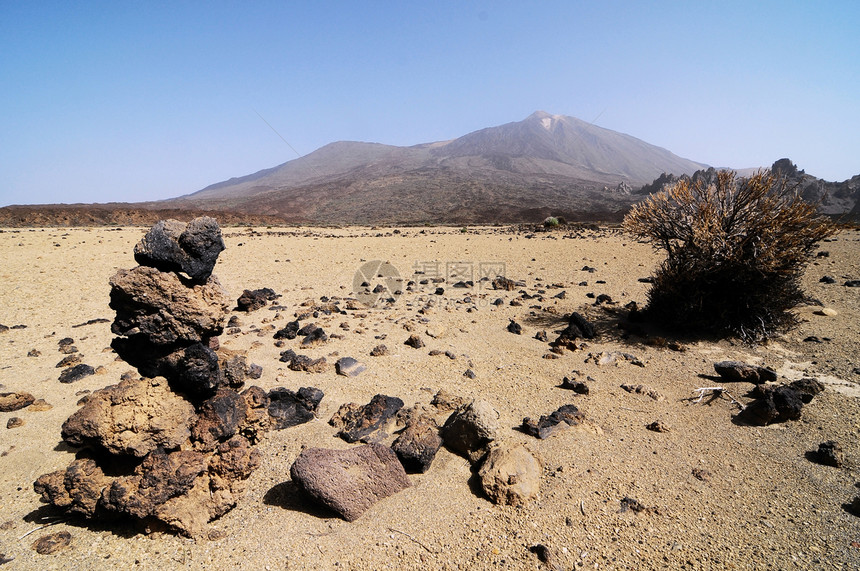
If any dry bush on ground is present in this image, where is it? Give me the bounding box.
[623,170,836,341]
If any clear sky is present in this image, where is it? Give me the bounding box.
[1,1,858,206]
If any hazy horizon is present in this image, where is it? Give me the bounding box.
[2,1,858,207]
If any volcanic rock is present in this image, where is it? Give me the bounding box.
[621,383,664,401]
[478,443,541,506]
[31,531,72,555]
[56,354,82,368]
[714,361,777,384]
[133,217,225,283]
[404,334,425,349]
[290,444,411,522]
[236,288,278,312]
[109,265,230,346]
[492,276,517,291]
[330,394,404,443]
[441,399,500,463]
[736,384,804,425]
[391,416,442,473]
[522,404,585,439]
[789,378,825,403]
[34,457,112,517]
[507,319,522,334]
[6,417,24,429]
[61,377,196,458]
[560,374,590,394]
[0,392,35,412]
[267,386,323,430]
[809,440,843,468]
[58,364,95,384]
[335,357,366,377]
[370,344,389,356]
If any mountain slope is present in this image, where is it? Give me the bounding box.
[167,111,708,223]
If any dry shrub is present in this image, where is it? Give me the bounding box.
[623,170,836,341]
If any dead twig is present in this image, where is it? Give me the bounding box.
[388,527,436,554]
[689,387,745,411]
[18,518,68,540]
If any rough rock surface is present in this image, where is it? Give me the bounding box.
[60,377,196,457]
[478,443,541,506]
[133,217,225,283]
[808,440,843,467]
[330,394,404,443]
[391,416,442,473]
[58,363,96,384]
[267,387,323,430]
[0,391,35,412]
[441,399,500,463]
[109,266,230,347]
[290,444,411,522]
[236,287,278,312]
[335,357,366,377]
[736,384,806,425]
[714,361,778,384]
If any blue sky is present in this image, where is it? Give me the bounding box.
[1,1,858,206]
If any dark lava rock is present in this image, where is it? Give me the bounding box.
[220,354,250,388]
[192,389,246,450]
[289,444,411,522]
[595,293,613,305]
[789,378,825,403]
[809,440,843,468]
[6,417,24,429]
[236,288,278,312]
[529,544,558,568]
[370,344,389,356]
[58,364,95,384]
[0,392,36,412]
[280,350,329,373]
[492,276,517,291]
[534,330,548,342]
[391,416,442,473]
[301,326,329,347]
[522,404,585,439]
[58,337,77,354]
[845,280,860,288]
[267,387,323,430]
[133,217,225,283]
[646,420,670,433]
[737,385,804,425]
[335,357,366,377]
[0,324,7,333]
[714,361,777,384]
[56,354,82,368]
[274,320,300,340]
[404,334,425,349]
[560,376,589,394]
[463,369,477,379]
[819,276,836,284]
[441,399,500,463]
[550,312,596,350]
[507,319,522,335]
[167,343,224,400]
[329,394,404,443]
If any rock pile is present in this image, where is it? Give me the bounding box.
[34,218,270,537]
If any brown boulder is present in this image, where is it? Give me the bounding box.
[478,443,541,506]
[290,444,411,521]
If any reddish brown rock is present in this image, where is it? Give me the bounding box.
[290,444,411,522]
[0,392,35,412]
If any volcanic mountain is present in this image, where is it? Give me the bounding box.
[168,111,709,224]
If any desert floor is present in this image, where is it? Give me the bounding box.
[0,224,858,570]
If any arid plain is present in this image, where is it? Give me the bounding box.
[1,224,859,570]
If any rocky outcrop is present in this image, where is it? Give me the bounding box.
[34,217,268,537]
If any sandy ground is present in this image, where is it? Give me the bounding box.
[0,224,858,570]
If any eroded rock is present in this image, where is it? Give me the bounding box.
[441,399,500,463]
[268,387,323,430]
[0,392,35,412]
[391,416,442,473]
[714,361,777,384]
[133,217,225,283]
[330,394,404,443]
[478,443,541,506]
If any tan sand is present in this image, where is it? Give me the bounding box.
[0,224,858,569]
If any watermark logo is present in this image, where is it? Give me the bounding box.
[353,260,402,308]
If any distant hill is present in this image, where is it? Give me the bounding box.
[167,111,709,224]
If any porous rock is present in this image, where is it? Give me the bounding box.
[809,440,842,468]
[31,531,72,555]
[236,287,278,312]
[109,266,230,346]
[736,384,804,425]
[133,217,225,283]
[61,377,196,457]
[330,394,404,443]
[58,364,95,384]
[441,399,500,463]
[478,443,541,506]
[290,444,411,522]
[0,392,35,412]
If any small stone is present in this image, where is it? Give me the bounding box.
[845,280,860,288]
[507,320,522,335]
[621,383,664,401]
[56,354,82,368]
[330,394,404,443]
[560,376,589,394]
[404,334,424,349]
[463,369,476,379]
[691,468,711,481]
[522,405,585,439]
[492,276,517,291]
[27,349,41,357]
[815,308,838,316]
[32,531,72,555]
[819,276,836,284]
[335,357,366,377]
[425,324,445,338]
[441,399,500,463]
[267,387,323,430]
[0,392,35,412]
[28,399,53,412]
[6,417,24,429]
[534,330,548,342]
[273,320,300,340]
[290,444,411,522]
[391,416,442,473]
[478,443,541,506]
[529,544,558,567]
[370,344,389,356]
[236,288,278,312]
[646,420,669,433]
[714,361,777,384]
